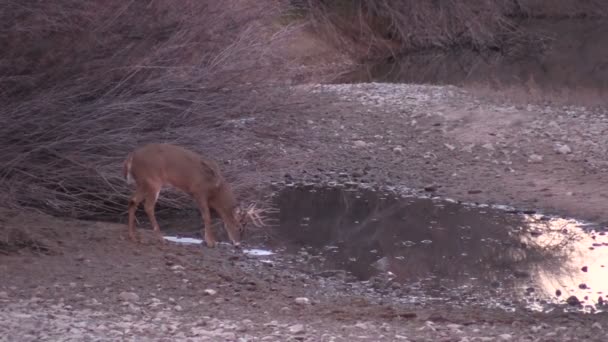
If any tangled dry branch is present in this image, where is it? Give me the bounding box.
[0,0,295,219]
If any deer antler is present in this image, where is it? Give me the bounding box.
[244,202,274,228]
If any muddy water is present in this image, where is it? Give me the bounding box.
[264,186,608,313]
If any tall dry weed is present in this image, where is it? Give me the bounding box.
[0,0,296,218]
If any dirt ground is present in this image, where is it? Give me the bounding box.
[2,81,608,340]
[1,207,607,341]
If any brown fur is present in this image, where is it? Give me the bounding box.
[123,143,244,247]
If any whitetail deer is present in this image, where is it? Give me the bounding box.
[122,143,265,247]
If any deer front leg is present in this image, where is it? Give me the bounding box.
[143,188,164,244]
[198,198,217,248]
[217,209,242,247]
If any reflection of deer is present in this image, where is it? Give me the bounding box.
[122,143,264,247]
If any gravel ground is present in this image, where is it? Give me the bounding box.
[1,210,608,341]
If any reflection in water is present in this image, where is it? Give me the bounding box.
[269,186,608,313]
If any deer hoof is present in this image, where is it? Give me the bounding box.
[129,233,139,243]
[205,240,217,248]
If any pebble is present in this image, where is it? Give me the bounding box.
[499,334,512,341]
[482,143,495,151]
[294,297,310,305]
[288,324,306,334]
[566,296,581,306]
[528,154,543,163]
[203,289,218,296]
[555,144,572,154]
[353,140,368,148]
[118,291,139,302]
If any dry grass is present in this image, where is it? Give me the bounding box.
[294,0,608,62]
[0,0,298,219]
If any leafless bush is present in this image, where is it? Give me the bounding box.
[295,0,608,62]
[0,0,296,218]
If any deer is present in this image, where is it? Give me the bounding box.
[122,143,265,247]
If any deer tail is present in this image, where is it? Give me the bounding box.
[123,153,134,184]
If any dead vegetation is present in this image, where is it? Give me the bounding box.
[0,0,298,219]
[293,0,608,62]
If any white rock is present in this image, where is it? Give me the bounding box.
[294,297,310,305]
[444,143,456,151]
[555,144,572,154]
[354,322,372,330]
[289,323,306,334]
[203,289,217,296]
[531,325,542,333]
[528,154,543,163]
[353,140,368,148]
[482,143,495,151]
[118,291,139,302]
[393,146,404,154]
[592,322,603,330]
[499,334,512,340]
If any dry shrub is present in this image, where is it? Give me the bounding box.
[0,0,296,219]
[294,0,608,62]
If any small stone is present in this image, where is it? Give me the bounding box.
[578,283,588,289]
[353,322,365,329]
[0,291,8,299]
[424,185,438,192]
[289,324,306,334]
[528,154,543,163]
[555,144,572,154]
[482,143,495,151]
[592,322,602,330]
[581,266,588,272]
[499,334,512,341]
[118,291,139,302]
[444,143,456,151]
[353,140,367,148]
[203,289,217,296]
[555,289,562,296]
[566,296,581,306]
[264,320,279,327]
[294,297,310,305]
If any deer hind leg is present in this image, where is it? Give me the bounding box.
[197,197,216,248]
[143,185,163,243]
[127,187,146,243]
